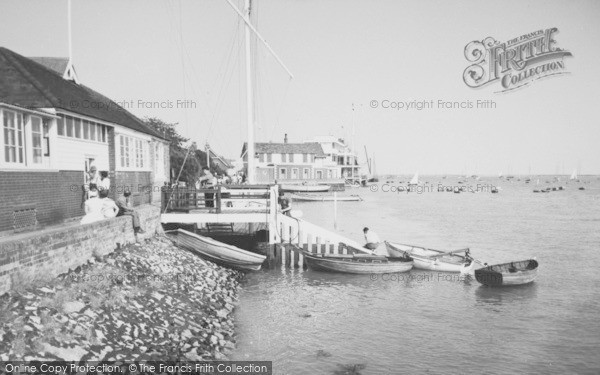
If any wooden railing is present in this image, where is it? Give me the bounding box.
[269,213,369,268]
[162,185,276,214]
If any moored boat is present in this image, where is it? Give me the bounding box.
[385,241,473,273]
[281,184,330,192]
[303,252,413,274]
[291,193,362,202]
[475,259,539,286]
[169,229,266,271]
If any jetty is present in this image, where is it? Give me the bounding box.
[161,184,368,268]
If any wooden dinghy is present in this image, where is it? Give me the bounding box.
[303,252,413,274]
[475,259,539,286]
[280,184,330,192]
[385,241,474,273]
[170,229,266,271]
[290,193,362,202]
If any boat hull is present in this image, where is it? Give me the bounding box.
[304,254,413,274]
[291,194,361,202]
[475,259,538,286]
[385,242,471,272]
[281,185,330,192]
[173,229,266,271]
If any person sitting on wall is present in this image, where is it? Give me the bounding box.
[117,189,145,234]
[197,166,216,208]
[80,188,104,225]
[99,189,119,218]
[98,171,111,192]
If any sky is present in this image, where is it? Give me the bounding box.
[1,0,599,175]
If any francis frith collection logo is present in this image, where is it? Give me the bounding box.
[463,28,572,92]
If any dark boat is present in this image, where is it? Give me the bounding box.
[475,259,538,286]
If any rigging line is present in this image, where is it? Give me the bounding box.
[177,0,190,135]
[206,12,242,137]
[206,17,243,141]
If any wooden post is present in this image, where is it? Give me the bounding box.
[285,245,291,268]
[333,191,337,230]
[216,186,222,213]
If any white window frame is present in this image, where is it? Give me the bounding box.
[56,114,107,144]
[0,107,57,170]
[118,133,149,171]
[2,109,26,166]
[291,168,298,179]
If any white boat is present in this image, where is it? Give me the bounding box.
[169,229,266,271]
[290,193,362,202]
[385,241,474,273]
[475,259,538,286]
[281,184,330,192]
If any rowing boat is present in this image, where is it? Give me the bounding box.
[280,184,331,192]
[290,194,362,202]
[169,229,266,271]
[385,241,474,273]
[475,259,539,286]
[303,251,413,274]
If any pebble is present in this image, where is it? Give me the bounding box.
[0,235,241,362]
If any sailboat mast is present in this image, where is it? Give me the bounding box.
[67,0,73,63]
[244,0,255,184]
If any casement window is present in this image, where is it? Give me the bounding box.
[279,168,287,179]
[3,110,24,164]
[267,153,272,163]
[281,153,286,163]
[303,153,308,163]
[1,109,52,168]
[303,168,309,178]
[135,139,144,168]
[154,142,165,178]
[119,134,147,170]
[289,153,294,163]
[57,114,107,143]
[292,168,298,179]
[31,117,43,164]
[259,153,265,163]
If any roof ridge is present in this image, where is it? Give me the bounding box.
[0,48,62,107]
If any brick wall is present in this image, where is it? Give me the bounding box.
[0,171,84,233]
[0,204,161,295]
[113,171,153,206]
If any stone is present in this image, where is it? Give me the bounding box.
[63,301,85,314]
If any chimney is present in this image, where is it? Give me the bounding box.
[284,134,288,143]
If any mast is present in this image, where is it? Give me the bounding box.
[224,0,294,184]
[244,0,255,184]
[67,0,73,63]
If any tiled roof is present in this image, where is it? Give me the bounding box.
[242,142,326,157]
[0,47,165,139]
[28,57,70,76]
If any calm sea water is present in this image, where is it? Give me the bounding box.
[232,176,600,375]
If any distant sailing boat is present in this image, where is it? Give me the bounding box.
[570,169,578,180]
[409,172,420,185]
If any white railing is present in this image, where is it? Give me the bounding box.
[272,214,368,255]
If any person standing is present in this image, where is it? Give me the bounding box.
[98,171,111,192]
[197,166,216,208]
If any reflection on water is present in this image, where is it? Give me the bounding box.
[475,283,539,306]
[234,177,600,375]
